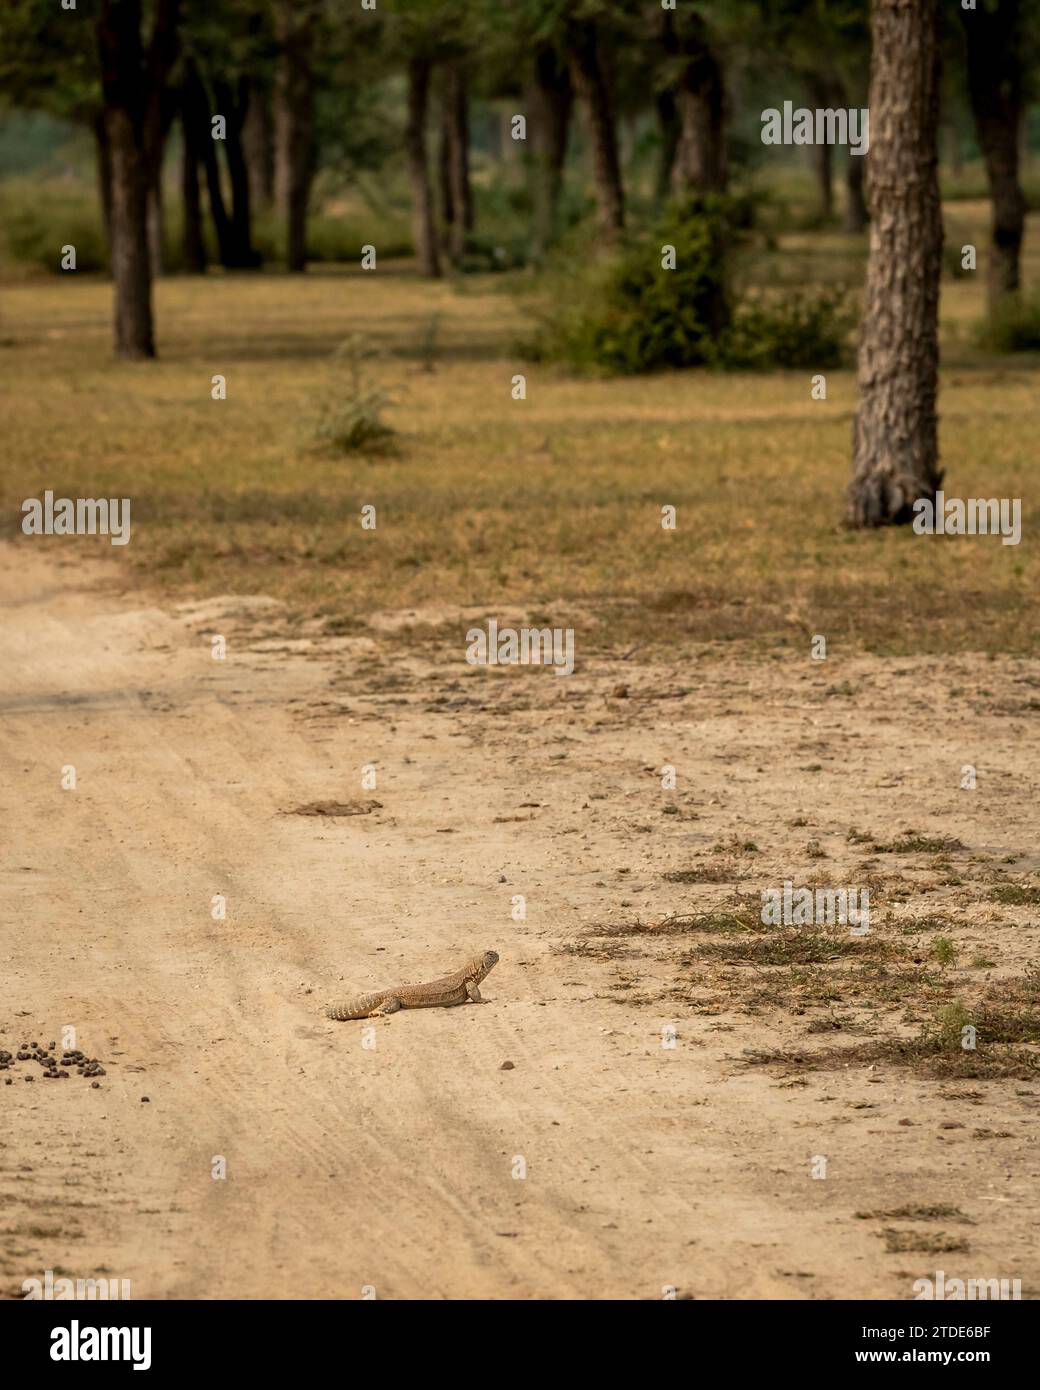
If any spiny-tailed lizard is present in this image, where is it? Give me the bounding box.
[325,950,499,1020]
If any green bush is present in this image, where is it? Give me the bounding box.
[523,197,853,375]
[525,196,733,375]
[0,179,107,273]
[721,285,854,369]
[976,291,1040,353]
[307,336,397,454]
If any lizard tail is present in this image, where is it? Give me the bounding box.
[325,991,385,1021]
[325,999,366,1021]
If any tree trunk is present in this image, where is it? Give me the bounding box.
[147,177,163,276]
[847,0,943,528]
[530,43,572,261]
[180,89,206,275]
[438,102,454,242]
[143,72,178,281]
[95,0,182,359]
[215,78,258,267]
[845,150,868,232]
[242,86,274,212]
[670,14,727,196]
[440,60,472,263]
[185,61,235,267]
[105,106,155,358]
[93,110,113,253]
[274,1,316,273]
[960,0,1025,310]
[406,57,441,277]
[806,75,840,220]
[567,17,624,237]
[814,140,834,221]
[654,85,680,206]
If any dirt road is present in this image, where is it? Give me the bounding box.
[2,544,1037,1299]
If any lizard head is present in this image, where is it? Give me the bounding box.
[475,949,499,979]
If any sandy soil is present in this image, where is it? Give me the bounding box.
[1,543,1038,1300]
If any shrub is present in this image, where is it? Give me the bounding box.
[720,285,855,369]
[524,196,733,375]
[0,179,107,273]
[308,336,396,454]
[523,197,853,375]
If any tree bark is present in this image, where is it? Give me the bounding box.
[960,0,1025,310]
[147,177,163,277]
[438,101,454,241]
[93,110,113,253]
[215,77,259,268]
[567,17,624,237]
[807,75,841,220]
[105,106,154,358]
[242,85,274,212]
[406,56,441,277]
[95,0,181,359]
[845,150,868,232]
[670,13,727,196]
[530,43,572,261]
[654,85,680,206]
[274,1,316,273]
[180,87,206,275]
[814,139,834,221]
[847,0,943,528]
[185,60,236,268]
[440,60,472,263]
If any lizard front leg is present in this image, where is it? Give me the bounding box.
[466,981,483,1003]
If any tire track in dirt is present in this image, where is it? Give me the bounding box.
[3,545,1038,1299]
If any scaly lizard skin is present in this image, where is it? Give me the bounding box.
[325,950,499,1021]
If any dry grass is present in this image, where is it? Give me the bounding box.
[1,197,1038,657]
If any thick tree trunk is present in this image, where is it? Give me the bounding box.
[845,150,869,232]
[847,0,943,528]
[567,18,624,237]
[274,2,316,273]
[96,0,181,359]
[670,15,727,196]
[960,0,1025,310]
[406,57,441,277]
[530,43,572,261]
[440,60,472,263]
[242,86,274,212]
[180,86,206,274]
[106,107,155,358]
